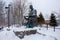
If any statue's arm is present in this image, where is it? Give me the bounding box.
[24,16,29,20]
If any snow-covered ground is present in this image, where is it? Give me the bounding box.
[37,26,60,40]
[0,30,20,40]
[0,25,60,40]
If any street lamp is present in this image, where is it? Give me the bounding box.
[5,4,11,28]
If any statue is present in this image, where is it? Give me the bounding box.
[24,5,37,28]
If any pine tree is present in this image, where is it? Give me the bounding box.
[50,13,57,26]
[38,12,45,26]
[50,13,58,31]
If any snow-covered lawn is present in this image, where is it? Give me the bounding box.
[0,30,20,40]
[0,25,60,40]
[23,33,55,40]
[37,26,60,40]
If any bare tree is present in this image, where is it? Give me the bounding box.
[13,0,28,26]
[0,0,5,26]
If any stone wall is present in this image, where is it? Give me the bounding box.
[14,30,37,39]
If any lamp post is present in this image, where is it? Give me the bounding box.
[5,4,11,28]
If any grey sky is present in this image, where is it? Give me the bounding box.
[29,0,60,12]
[4,0,60,19]
[27,0,60,19]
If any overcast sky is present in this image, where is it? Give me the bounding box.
[4,0,60,19]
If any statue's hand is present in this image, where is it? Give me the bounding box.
[24,16,29,20]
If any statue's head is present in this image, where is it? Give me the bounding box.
[30,5,33,11]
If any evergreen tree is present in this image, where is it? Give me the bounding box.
[50,13,58,32]
[38,12,45,26]
[50,13,57,26]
